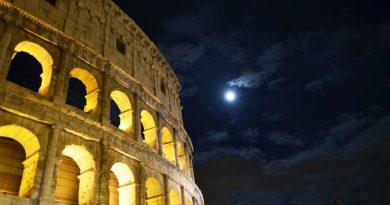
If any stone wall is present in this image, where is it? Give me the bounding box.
[0,0,203,204]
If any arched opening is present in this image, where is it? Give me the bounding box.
[0,125,40,197]
[55,145,95,205]
[6,41,53,95]
[66,78,87,110]
[54,156,80,204]
[145,177,163,205]
[110,100,121,127]
[0,138,26,195]
[110,90,133,132]
[66,68,99,113]
[140,111,157,150]
[169,190,181,205]
[109,171,119,205]
[177,142,186,172]
[7,52,42,92]
[161,128,176,164]
[110,162,136,205]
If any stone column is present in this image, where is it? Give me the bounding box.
[163,174,169,205]
[180,186,186,205]
[134,94,142,142]
[97,136,109,205]
[51,49,72,104]
[173,130,179,168]
[0,23,14,79]
[100,70,112,126]
[156,113,162,155]
[38,125,60,205]
[138,162,146,205]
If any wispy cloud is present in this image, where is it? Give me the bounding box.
[268,131,304,147]
[205,130,229,143]
[305,71,345,90]
[195,146,264,162]
[227,41,296,88]
[242,128,259,143]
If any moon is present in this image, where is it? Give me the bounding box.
[225,90,236,102]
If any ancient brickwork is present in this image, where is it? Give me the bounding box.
[0,0,203,205]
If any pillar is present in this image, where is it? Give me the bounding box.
[156,114,162,155]
[134,94,142,143]
[52,49,72,104]
[0,23,14,79]
[180,186,185,205]
[172,130,179,168]
[100,70,112,125]
[163,175,169,205]
[38,125,60,205]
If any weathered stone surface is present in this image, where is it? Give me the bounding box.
[0,0,203,204]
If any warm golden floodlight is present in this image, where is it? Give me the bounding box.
[14,41,53,96]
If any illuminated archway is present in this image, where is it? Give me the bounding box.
[69,68,99,113]
[145,177,163,205]
[110,90,133,132]
[140,111,157,150]
[110,162,136,205]
[161,128,176,164]
[55,145,95,205]
[177,142,186,172]
[11,41,53,95]
[0,125,40,197]
[169,189,181,205]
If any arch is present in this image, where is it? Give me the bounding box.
[177,142,186,172]
[110,90,133,132]
[169,189,181,205]
[110,162,136,205]
[11,41,53,95]
[161,128,176,164]
[145,177,163,205]
[69,68,99,113]
[140,110,157,150]
[0,125,40,197]
[55,145,95,205]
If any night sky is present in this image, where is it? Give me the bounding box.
[114,1,390,204]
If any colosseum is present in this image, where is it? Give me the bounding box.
[0,0,204,205]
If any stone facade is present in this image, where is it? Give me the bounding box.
[0,0,203,205]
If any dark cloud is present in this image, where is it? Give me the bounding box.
[197,115,390,205]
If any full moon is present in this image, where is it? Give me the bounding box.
[225,90,236,102]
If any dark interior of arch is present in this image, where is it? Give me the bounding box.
[7,51,42,92]
[66,78,87,111]
[110,99,120,127]
[0,137,26,195]
[141,123,145,141]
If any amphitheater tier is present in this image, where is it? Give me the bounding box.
[0,0,203,205]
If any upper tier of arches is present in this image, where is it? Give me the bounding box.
[3,39,194,179]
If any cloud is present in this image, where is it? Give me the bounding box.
[195,146,264,163]
[227,71,265,88]
[180,85,198,97]
[197,115,390,205]
[227,40,297,89]
[272,113,374,166]
[161,5,218,37]
[267,77,286,90]
[262,111,287,122]
[205,130,229,143]
[305,71,345,90]
[241,128,259,143]
[268,131,304,147]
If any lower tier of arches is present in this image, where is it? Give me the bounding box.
[0,111,203,205]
